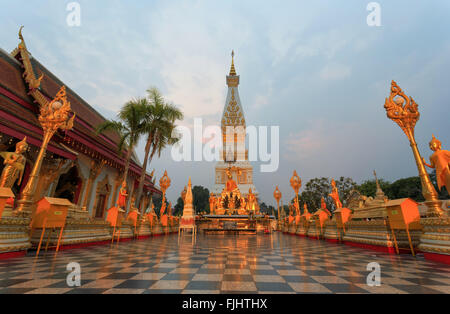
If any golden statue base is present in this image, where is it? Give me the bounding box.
[424,200,445,217]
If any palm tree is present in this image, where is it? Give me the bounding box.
[96,98,147,189]
[134,87,183,210]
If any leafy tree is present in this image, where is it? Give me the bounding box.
[295,177,356,213]
[192,185,210,214]
[259,202,276,215]
[386,176,424,201]
[335,176,358,207]
[430,169,449,200]
[223,195,229,210]
[173,197,184,216]
[234,195,241,209]
[96,98,147,184]
[356,172,448,202]
[152,194,169,217]
[135,87,183,210]
[356,178,391,198]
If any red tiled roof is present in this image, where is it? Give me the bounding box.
[0,48,160,194]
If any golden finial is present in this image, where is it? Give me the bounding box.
[429,134,441,149]
[16,136,28,151]
[229,50,237,76]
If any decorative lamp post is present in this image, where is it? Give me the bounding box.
[16,86,75,214]
[290,170,302,215]
[384,81,443,217]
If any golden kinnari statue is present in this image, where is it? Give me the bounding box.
[158,170,171,216]
[0,137,28,188]
[273,186,282,221]
[384,80,443,216]
[423,135,450,195]
[329,178,342,209]
[290,170,301,214]
[16,85,75,214]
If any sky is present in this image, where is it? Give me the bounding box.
[1,0,449,205]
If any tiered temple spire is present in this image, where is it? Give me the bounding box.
[229,50,237,76]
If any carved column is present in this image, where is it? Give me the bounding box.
[34,159,72,203]
[81,160,105,211]
[111,172,121,207]
[126,181,135,213]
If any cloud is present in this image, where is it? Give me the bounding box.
[319,63,351,80]
[285,120,327,160]
[146,1,251,120]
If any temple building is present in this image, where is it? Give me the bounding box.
[212,52,258,200]
[0,29,160,219]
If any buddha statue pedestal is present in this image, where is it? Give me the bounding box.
[135,215,153,239]
[323,217,340,243]
[0,216,31,257]
[296,214,311,237]
[287,218,297,235]
[342,202,423,254]
[0,188,14,220]
[307,210,330,240]
[418,206,450,265]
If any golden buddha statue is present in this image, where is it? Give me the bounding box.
[329,178,342,209]
[303,203,310,214]
[0,137,28,188]
[225,168,238,192]
[247,188,257,212]
[423,134,450,194]
[320,197,331,216]
[240,197,246,210]
[116,181,128,209]
[209,193,216,214]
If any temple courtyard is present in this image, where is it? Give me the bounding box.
[0,233,448,294]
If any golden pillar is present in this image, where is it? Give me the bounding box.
[81,160,105,211]
[15,86,75,215]
[384,81,443,217]
[273,185,282,226]
[290,170,302,215]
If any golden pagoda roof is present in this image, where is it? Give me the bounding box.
[229,50,237,76]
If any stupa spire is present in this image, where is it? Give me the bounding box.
[229,50,237,76]
[373,170,386,201]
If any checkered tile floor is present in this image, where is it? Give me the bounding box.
[0,233,449,294]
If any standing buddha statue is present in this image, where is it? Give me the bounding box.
[209,193,216,214]
[423,134,450,194]
[117,181,128,209]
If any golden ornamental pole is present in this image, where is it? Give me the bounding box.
[290,170,302,215]
[384,81,443,217]
[273,186,282,224]
[15,86,75,215]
